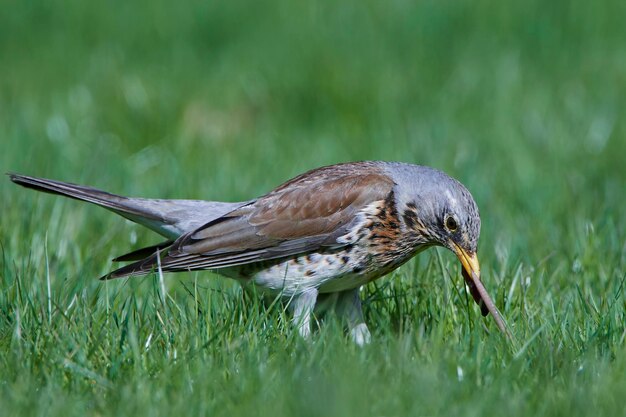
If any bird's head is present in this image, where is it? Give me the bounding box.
[388,164,492,317]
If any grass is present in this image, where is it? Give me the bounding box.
[1,0,626,415]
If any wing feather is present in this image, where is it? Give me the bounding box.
[104,162,394,279]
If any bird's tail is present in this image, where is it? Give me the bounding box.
[8,173,247,238]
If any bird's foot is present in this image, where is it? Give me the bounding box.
[349,323,371,346]
[290,288,318,339]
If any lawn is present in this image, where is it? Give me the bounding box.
[1,0,625,415]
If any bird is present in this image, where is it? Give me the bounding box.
[9,161,508,344]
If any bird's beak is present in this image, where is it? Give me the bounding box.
[450,242,511,337]
[450,243,489,316]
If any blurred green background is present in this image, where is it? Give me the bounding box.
[1,0,625,416]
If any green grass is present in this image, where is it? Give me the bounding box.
[1,0,626,415]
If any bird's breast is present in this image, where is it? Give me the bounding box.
[220,192,430,297]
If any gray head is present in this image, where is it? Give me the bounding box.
[383,162,491,316]
[383,162,481,255]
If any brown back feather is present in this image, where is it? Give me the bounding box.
[105,162,394,278]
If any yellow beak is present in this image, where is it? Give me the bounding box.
[450,242,488,316]
[453,244,481,280]
[450,241,510,337]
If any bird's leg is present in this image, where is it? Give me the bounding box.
[335,287,371,346]
[289,287,319,339]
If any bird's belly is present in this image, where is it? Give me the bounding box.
[227,251,368,297]
[218,241,425,298]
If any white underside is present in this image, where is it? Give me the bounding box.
[235,251,371,298]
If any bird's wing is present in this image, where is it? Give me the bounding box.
[105,163,394,279]
[111,240,174,262]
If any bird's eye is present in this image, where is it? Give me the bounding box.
[445,215,458,232]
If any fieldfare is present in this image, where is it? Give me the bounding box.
[10,161,508,344]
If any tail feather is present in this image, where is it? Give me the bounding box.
[9,173,251,239]
[9,173,163,221]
